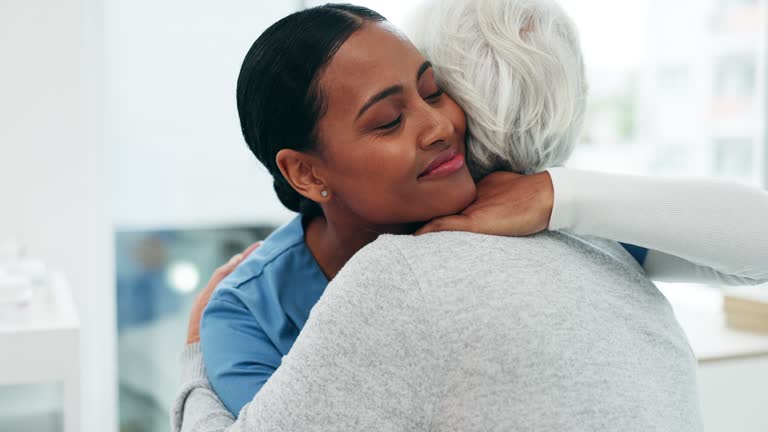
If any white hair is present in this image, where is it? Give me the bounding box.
[405,0,587,177]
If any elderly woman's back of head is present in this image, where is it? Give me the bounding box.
[407,0,587,178]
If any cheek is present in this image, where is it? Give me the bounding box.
[443,94,467,138]
[327,142,416,203]
[331,148,476,224]
[338,173,418,224]
[334,143,414,181]
[316,119,415,202]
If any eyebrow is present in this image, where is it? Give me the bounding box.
[356,61,433,120]
[416,61,432,80]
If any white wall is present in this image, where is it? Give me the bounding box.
[0,1,115,432]
[108,0,302,229]
[2,1,305,431]
[305,0,424,27]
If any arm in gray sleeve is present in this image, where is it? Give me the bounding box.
[172,236,437,432]
[171,344,237,432]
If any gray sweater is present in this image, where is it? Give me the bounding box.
[172,230,703,431]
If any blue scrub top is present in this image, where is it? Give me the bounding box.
[200,214,328,416]
[200,214,649,416]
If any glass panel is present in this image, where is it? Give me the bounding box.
[116,225,274,432]
[714,138,754,180]
[558,0,766,187]
[352,0,766,186]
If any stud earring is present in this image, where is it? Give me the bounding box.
[321,190,329,198]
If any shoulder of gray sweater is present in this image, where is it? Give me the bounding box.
[325,234,423,300]
[334,234,417,278]
[377,230,641,276]
[376,230,560,259]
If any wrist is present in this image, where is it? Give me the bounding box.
[544,167,572,230]
[187,319,201,345]
[536,171,555,230]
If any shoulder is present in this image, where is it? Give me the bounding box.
[334,234,442,282]
[324,235,420,302]
[368,231,639,277]
[209,216,311,304]
[371,231,535,264]
[557,230,646,272]
[325,232,493,299]
[307,236,432,333]
[341,235,407,269]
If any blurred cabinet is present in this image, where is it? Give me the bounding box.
[0,274,80,432]
[661,283,768,432]
[698,357,768,432]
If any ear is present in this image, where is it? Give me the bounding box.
[275,149,330,203]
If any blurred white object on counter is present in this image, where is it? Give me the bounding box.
[0,272,80,432]
[0,272,33,308]
[0,237,50,321]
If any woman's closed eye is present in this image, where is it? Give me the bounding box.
[372,88,442,132]
[424,88,444,101]
[377,114,402,131]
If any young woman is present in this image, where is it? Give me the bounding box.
[177,0,768,426]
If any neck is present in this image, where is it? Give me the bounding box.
[304,212,421,281]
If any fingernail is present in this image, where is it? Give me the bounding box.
[229,253,243,265]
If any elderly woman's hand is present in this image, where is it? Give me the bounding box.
[415,171,554,237]
[186,241,262,345]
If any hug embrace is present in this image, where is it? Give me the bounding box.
[173,1,768,431]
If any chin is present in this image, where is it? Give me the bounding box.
[426,175,477,219]
[452,168,478,204]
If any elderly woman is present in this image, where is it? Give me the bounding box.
[173,1,768,430]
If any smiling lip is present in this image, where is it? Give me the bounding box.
[418,147,465,179]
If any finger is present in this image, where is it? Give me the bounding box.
[217,241,262,278]
[227,253,243,266]
[241,241,262,260]
[202,241,262,297]
[212,263,233,282]
[207,256,240,291]
[481,170,522,185]
[219,241,261,275]
[414,215,472,236]
[223,244,254,272]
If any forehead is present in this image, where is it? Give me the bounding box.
[318,22,425,108]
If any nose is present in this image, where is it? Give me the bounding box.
[416,103,455,150]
